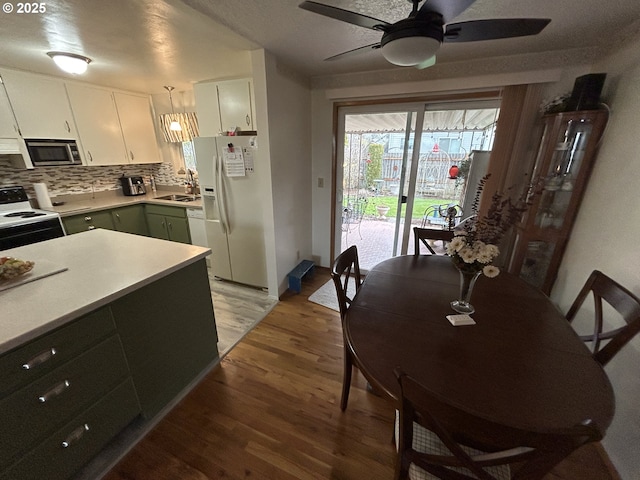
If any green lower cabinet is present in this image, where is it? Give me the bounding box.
[111,259,218,418]
[0,379,139,480]
[111,205,148,236]
[62,210,115,234]
[0,257,216,479]
[145,204,191,243]
[63,205,148,236]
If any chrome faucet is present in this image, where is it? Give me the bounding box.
[187,169,197,194]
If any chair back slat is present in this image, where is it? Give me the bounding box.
[331,246,362,321]
[566,270,640,366]
[394,368,602,480]
[413,227,455,255]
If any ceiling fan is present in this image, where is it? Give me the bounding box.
[299,0,550,69]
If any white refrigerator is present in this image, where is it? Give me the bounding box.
[194,136,268,288]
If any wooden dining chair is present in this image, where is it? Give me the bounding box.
[394,368,603,480]
[413,227,454,255]
[566,270,640,367]
[331,245,363,410]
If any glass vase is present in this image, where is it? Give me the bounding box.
[451,269,482,314]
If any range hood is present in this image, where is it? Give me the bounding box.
[0,137,33,169]
[0,138,22,155]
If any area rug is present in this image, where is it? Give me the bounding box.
[308,278,357,312]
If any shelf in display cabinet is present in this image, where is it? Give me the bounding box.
[508,109,608,294]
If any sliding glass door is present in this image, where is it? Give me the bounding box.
[336,101,500,271]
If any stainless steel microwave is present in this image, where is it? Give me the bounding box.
[25,139,82,166]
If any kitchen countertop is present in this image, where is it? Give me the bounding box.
[42,190,203,217]
[0,229,211,355]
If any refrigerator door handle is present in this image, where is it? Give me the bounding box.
[216,154,231,234]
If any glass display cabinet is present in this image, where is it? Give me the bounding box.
[508,109,609,294]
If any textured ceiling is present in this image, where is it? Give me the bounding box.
[0,0,639,94]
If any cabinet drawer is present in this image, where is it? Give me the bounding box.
[62,210,115,234]
[0,378,140,480]
[145,203,187,218]
[0,307,116,397]
[0,335,132,469]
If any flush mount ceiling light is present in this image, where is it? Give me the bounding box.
[164,86,182,132]
[46,51,92,74]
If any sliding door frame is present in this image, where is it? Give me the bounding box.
[330,90,504,264]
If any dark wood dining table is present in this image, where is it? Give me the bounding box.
[345,255,615,434]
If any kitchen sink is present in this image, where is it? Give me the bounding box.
[154,194,200,202]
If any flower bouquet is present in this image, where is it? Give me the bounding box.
[447,174,534,313]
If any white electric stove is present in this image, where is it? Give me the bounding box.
[0,185,65,250]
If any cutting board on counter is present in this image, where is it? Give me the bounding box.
[0,260,68,292]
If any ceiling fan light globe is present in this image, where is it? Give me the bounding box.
[381,36,440,66]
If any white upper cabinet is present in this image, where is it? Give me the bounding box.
[114,92,161,164]
[66,83,128,166]
[0,68,161,167]
[217,79,255,133]
[0,69,78,139]
[0,82,32,168]
[0,82,19,138]
[194,78,256,136]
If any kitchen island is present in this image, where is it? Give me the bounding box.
[0,230,219,480]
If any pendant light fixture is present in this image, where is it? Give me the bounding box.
[47,51,92,74]
[164,86,182,131]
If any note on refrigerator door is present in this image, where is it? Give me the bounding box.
[243,147,254,172]
[222,147,245,177]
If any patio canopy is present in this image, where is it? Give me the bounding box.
[345,109,498,134]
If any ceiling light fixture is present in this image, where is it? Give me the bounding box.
[46,51,92,74]
[164,86,182,131]
[380,20,442,67]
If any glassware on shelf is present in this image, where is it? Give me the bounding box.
[545,175,562,191]
[538,207,556,229]
[561,174,574,191]
[520,241,555,289]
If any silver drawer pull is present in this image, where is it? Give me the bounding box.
[38,379,71,403]
[22,348,57,370]
[61,423,89,448]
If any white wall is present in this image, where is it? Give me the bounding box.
[550,34,640,479]
[254,50,313,296]
[310,89,335,267]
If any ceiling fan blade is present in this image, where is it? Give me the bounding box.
[415,55,437,70]
[444,18,551,42]
[419,0,476,23]
[325,43,381,62]
[299,1,390,30]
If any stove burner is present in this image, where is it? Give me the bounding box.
[4,211,46,218]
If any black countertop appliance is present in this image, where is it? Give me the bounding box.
[120,175,146,196]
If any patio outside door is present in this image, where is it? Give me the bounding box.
[336,103,499,271]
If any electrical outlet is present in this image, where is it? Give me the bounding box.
[317,177,324,188]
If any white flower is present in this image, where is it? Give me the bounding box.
[485,244,500,258]
[447,235,467,254]
[476,250,493,264]
[483,265,500,278]
[459,247,477,263]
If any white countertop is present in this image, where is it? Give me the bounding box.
[43,190,202,217]
[0,229,211,355]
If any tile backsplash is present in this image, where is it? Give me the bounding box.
[0,159,184,198]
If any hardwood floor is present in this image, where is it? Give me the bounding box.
[103,268,620,480]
